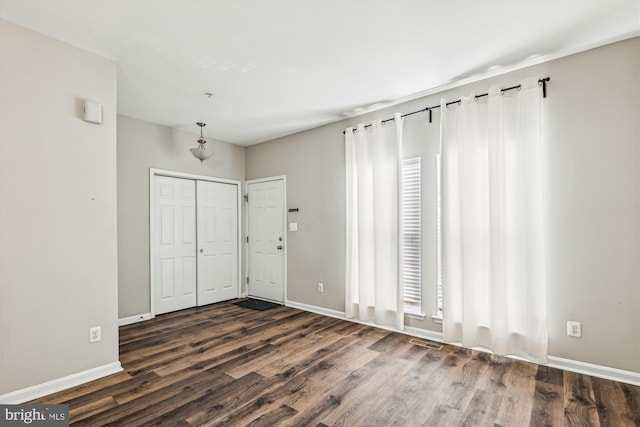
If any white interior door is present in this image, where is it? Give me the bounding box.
[247,178,285,302]
[153,176,197,314]
[197,180,238,305]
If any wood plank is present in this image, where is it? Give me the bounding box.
[228,331,343,379]
[591,377,637,427]
[68,396,118,423]
[462,388,503,426]
[423,403,467,426]
[203,334,371,426]
[491,357,537,426]
[316,350,430,426]
[535,364,564,386]
[142,372,265,426]
[61,371,160,416]
[186,373,286,425]
[28,370,133,404]
[528,379,563,427]
[245,404,298,427]
[620,382,640,426]
[564,371,602,427]
[151,312,316,377]
[74,370,237,426]
[389,347,452,424]
[281,345,382,426]
[299,359,400,426]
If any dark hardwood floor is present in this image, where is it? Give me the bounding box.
[31,301,640,426]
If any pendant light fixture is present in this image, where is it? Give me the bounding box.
[190,122,214,162]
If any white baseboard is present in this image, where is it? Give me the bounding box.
[285,300,346,319]
[285,300,640,386]
[547,356,640,386]
[118,312,152,326]
[401,325,448,343]
[0,362,123,404]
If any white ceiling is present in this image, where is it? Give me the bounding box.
[1,1,639,146]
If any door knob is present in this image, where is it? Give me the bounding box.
[277,245,283,250]
[200,249,204,253]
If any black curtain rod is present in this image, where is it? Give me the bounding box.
[343,77,550,133]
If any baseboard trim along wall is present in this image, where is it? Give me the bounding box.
[285,299,345,319]
[118,312,153,326]
[547,355,640,386]
[0,362,123,404]
[285,299,640,386]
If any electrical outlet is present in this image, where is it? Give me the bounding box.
[567,321,581,338]
[89,326,101,343]
[318,282,324,293]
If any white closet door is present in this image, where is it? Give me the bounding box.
[154,176,197,315]
[197,180,238,305]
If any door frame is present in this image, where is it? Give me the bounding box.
[149,168,242,317]
[245,175,287,303]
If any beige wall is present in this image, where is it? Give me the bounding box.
[247,37,640,373]
[117,115,246,318]
[0,20,119,394]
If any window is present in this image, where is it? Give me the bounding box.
[402,158,421,314]
[436,154,443,318]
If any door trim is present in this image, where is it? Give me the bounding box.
[149,168,242,317]
[245,175,287,303]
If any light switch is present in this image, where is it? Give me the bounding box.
[289,222,298,232]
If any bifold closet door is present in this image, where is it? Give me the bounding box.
[196,180,238,305]
[153,176,197,315]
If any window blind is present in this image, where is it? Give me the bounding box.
[402,158,422,314]
[436,155,443,316]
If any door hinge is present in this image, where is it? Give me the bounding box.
[246,236,249,243]
[246,276,249,284]
[244,194,248,202]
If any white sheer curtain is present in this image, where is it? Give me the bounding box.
[345,114,404,329]
[440,78,547,362]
